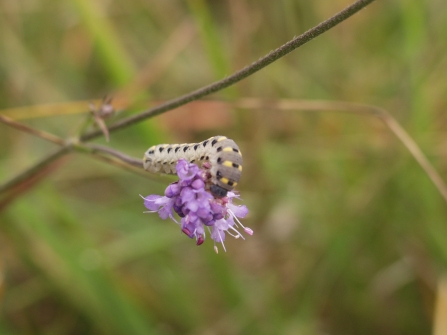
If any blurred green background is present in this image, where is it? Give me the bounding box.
[1,0,447,334]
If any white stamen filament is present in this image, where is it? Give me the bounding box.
[229,226,245,240]
[140,195,158,202]
[169,215,179,224]
[217,230,227,252]
[226,230,238,238]
[229,210,245,229]
[228,209,253,235]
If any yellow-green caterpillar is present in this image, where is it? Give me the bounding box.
[143,136,242,198]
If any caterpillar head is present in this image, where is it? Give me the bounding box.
[210,184,228,198]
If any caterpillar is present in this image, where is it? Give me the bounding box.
[143,136,242,198]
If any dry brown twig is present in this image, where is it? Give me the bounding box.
[0,114,65,146]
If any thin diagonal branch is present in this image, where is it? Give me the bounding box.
[87,150,149,178]
[74,144,172,182]
[80,0,376,142]
[82,144,144,168]
[380,112,447,203]
[0,114,65,146]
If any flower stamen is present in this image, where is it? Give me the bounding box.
[217,230,227,253]
[228,208,253,235]
[229,226,245,240]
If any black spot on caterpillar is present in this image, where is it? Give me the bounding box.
[143,136,242,198]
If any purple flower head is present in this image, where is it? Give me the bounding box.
[142,159,252,252]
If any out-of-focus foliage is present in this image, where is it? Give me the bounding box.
[1,0,447,334]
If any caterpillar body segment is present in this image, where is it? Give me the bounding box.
[143,136,242,197]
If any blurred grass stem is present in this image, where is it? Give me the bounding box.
[233,99,447,204]
[0,114,65,146]
[434,275,447,335]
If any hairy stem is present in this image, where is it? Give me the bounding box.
[81,144,144,168]
[86,150,150,178]
[74,144,171,181]
[80,0,376,141]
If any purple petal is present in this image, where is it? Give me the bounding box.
[181,206,190,216]
[158,198,175,220]
[196,207,211,219]
[181,219,198,238]
[186,212,199,224]
[144,195,164,211]
[213,213,223,220]
[227,203,248,218]
[186,200,199,212]
[204,219,215,226]
[180,187,195,202]
[191,179,205,190]
[226,191,240,200]
[210,201,224,214]
[176,159,199,181]
[195,225,205,236]
[197,191,213,203]
[211,223,227,242]
[173,204,184,217]
[165,182,180,198]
